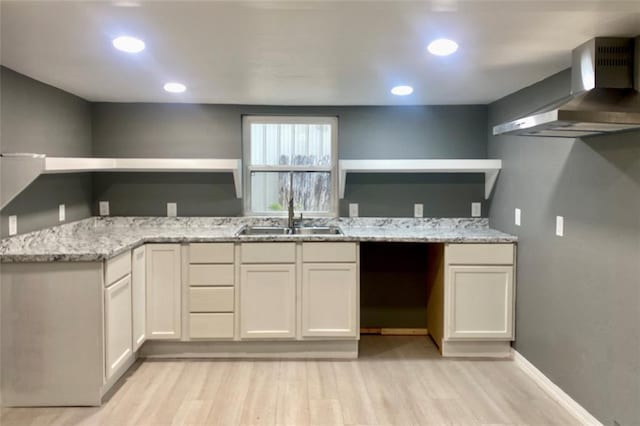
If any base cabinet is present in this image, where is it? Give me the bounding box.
[104,275,133,379]
[435,243,516,358]
[146,244,182,340]
[302,263,358,337]
[240,264,296,339]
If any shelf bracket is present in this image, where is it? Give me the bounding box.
[1,154,46,210]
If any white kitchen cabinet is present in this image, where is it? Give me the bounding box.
[146,244,182,340]
[131,245,146,351]
[446,265,514,339]
[240,264,296,339]
[104,274,133,379]
[302,263,358,337]
[429,243,516,358]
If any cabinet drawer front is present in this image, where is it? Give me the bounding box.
[105,250,132,286]
[302,243,357,263]
[241,243,296,264]
[189,243,234,264]
[190,287,234,312]
[446,244,514,265]
[190,313,234,339]
[189,264,235,286]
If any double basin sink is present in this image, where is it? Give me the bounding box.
[238,225,343,236]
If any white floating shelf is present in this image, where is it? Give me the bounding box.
[1,155,242,209]
[43,157,242,197]
[338,159,502,199]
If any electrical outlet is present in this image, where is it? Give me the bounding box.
[515,208,521,226]
[414,203,423,218]
[59,204,66,222]
[167,202,177,217]
[99,201,110,216]
[471,202,481,217]
[349,203,359,217]
[556,216,564,237]
[8,215,17,236]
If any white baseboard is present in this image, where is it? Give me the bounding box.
[512,349,602,426]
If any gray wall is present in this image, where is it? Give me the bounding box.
[1,67,93,237]
[91,103,487,217]
[488,69,640,425]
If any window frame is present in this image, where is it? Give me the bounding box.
[242,115,339,217]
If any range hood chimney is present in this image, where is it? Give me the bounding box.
[493,36,640,138]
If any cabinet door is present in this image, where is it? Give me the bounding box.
[146,244,181,340]
[240,264,296,339]
[446,265,514,339]
[302,263,357,338]
[105,275,133,379]
[131,245,146,351]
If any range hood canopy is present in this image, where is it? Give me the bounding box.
[493,36,640,138]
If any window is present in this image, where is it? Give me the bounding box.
[243,116,338,216]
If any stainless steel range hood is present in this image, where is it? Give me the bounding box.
[493,37,640,138]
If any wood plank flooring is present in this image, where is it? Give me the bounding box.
[0,336,580,425]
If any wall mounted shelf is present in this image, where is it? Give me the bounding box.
[1,154,242,209]
[338,159,502,199]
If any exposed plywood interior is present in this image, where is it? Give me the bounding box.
[426,243,445,352]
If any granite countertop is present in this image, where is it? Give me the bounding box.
[0,216,517,262]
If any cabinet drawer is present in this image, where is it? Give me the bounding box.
[105,250,132,286]
[190,313,234,339]
[302,243,357,263]
[190,287,234,312]
[241,243,296,264]
[446,244,514,265]
[189,243,234,264]
[188,264,234,286]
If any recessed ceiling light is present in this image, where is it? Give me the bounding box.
[112,36,145,53]
[163,82,187,93]
[427,38,458,56]
[391,85,414,96]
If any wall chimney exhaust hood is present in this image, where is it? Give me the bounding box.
[493,37,640,138]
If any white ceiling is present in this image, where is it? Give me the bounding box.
[1,1,639,105]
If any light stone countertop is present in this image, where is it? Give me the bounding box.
[0,216,517,262]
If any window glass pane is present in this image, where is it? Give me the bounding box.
[250,123,332,167]
[250,172,331,213]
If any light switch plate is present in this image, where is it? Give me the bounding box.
[167,202,177,217]
[349,203,359,217]
[414,203,423,218]
[471,202,481,217]
[59,204,66,222]
[8,215,17,236]
[556,216,564,237]
[99,201,110,216]
[515,208,521,226]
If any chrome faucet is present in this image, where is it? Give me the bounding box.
[287,172,304,231]
[287,195,295,229]
[287,172,295,230]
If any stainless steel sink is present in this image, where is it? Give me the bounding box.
[238,226,291,235]
[238,226,342,236]
[292,226,342,235]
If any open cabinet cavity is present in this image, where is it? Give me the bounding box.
[360,242,516,358]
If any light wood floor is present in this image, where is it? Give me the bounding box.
[1,336,580,426]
